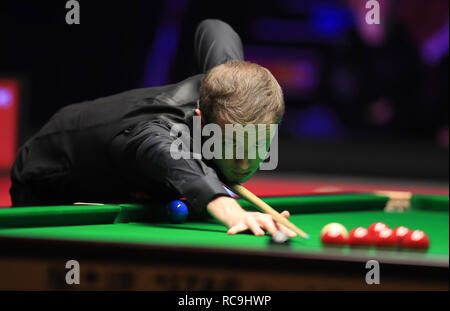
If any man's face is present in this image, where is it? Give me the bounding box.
[213,125,273,183]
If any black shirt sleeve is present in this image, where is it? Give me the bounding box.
[110,119,230,215]
[194,19,244,73]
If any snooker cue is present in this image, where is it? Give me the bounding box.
[229,184,310,239]
[74,202,106,205]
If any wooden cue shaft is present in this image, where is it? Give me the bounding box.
[230,184,309,239]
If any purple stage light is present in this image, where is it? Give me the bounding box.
[421,19,449,65]
[142,0,188,87]
[285,106,343,139]
[0,89,13,109]
[250,3,353,43]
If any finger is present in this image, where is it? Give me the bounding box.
[276,222,297,238]
[245,216,265,236]
[227,223,248,235]
[275,211,297,237]
[256,214,278,236]
[280,210,290,218]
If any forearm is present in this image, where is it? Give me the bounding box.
[207,196,246,228]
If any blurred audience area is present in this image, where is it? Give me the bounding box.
[0,0,448,180]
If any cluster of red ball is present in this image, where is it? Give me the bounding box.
[320,222,430,250]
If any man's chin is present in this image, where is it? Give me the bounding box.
[233,174,251,183]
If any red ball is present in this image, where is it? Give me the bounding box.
[368,222,389,236]
[401,230,430,250]
[392,226,411,243]
[373,228,398,247]
[320,223,349,245]
[321,227,348,245]
[348,227,372,246]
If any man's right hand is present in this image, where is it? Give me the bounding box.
[206,196,297,237]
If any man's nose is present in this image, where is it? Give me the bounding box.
[234,159,250,171]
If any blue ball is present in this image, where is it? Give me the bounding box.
[167,200,188,223]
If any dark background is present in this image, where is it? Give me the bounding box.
[0,0,448,180]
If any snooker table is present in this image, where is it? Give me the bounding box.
[0,193,448,290]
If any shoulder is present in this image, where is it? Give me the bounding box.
[161,74,204,104]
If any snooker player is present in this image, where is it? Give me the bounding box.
[9,19,296,238]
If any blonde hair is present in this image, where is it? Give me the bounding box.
[199,61,284,126]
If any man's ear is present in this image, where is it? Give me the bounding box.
[195,109,206,125]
